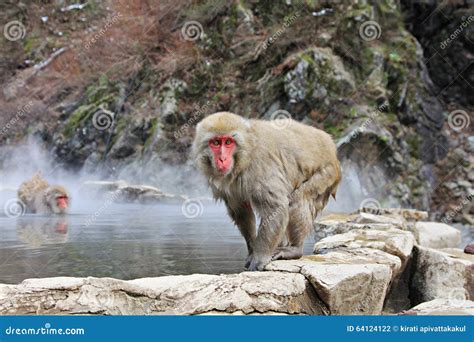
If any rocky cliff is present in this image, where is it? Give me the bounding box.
[0,0,472,221]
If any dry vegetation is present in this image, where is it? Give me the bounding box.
[0,0,203,139]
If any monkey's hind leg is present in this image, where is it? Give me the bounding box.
[272,201,312,261]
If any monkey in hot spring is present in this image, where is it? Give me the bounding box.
[18,172,70,215]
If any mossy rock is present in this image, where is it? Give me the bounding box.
[63,76,119,137]
[283,47,356,108]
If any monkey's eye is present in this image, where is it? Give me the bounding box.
[212,139,221,146]
[225,139,232,145]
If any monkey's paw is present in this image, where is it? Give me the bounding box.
[244,254,253,269]
[245,254,271,271]
[272,246,303,260]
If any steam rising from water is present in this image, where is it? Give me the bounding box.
[326,161,399,213]
[0,138,209,213]
[0,137,392,215]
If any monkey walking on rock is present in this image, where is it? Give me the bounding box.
[193,112,341,271]
[17,172,70,215]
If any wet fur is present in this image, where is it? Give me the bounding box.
[17,172,69,215]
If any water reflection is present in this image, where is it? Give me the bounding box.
[0,202,255,284]
[0,201,470,285]
[16,216,68,247]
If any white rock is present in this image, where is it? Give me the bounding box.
[266,259,392,315]
[314,228,415,263]
[412,222,461,248]
[0,273,324,315]
[404,299,474,315]
[354,212,406,228]
[410,246,473,304]
[357,207,428,221]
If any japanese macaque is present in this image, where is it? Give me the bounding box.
[17,172,70,215]
[193,112,341,271]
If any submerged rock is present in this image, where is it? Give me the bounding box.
[81,180,186,204]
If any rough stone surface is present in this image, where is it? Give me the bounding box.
[303,250,402,276]
[357,207,429,221]
[0,272,324,315]
[266,259,392,315]
[410,246,473,305]
[312,225,416,314]
[314,228,415,264]
[402,299,474,316]
[353,212,407,228]
[313,215,396,241]
[284,47,355,105]
[411,222,461,248]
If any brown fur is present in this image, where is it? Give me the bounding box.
[17,172,69,215]
[193,112,341,270]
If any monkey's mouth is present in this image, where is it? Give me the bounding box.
[215,161,232,174]
[57,197,69,210]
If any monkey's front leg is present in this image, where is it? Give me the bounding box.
[225,200,257,267]
[247,205,289,271]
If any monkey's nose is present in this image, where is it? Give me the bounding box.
[219,156,227,162]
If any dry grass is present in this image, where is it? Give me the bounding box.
[0,0,201,141]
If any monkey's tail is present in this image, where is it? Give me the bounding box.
[331,161,342,200]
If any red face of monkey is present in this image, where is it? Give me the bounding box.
[45,186,70,214]
[209,136,236,174]
[56,195,69,211]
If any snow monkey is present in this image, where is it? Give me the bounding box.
[193,112,341,271]
[18,172,70,215]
